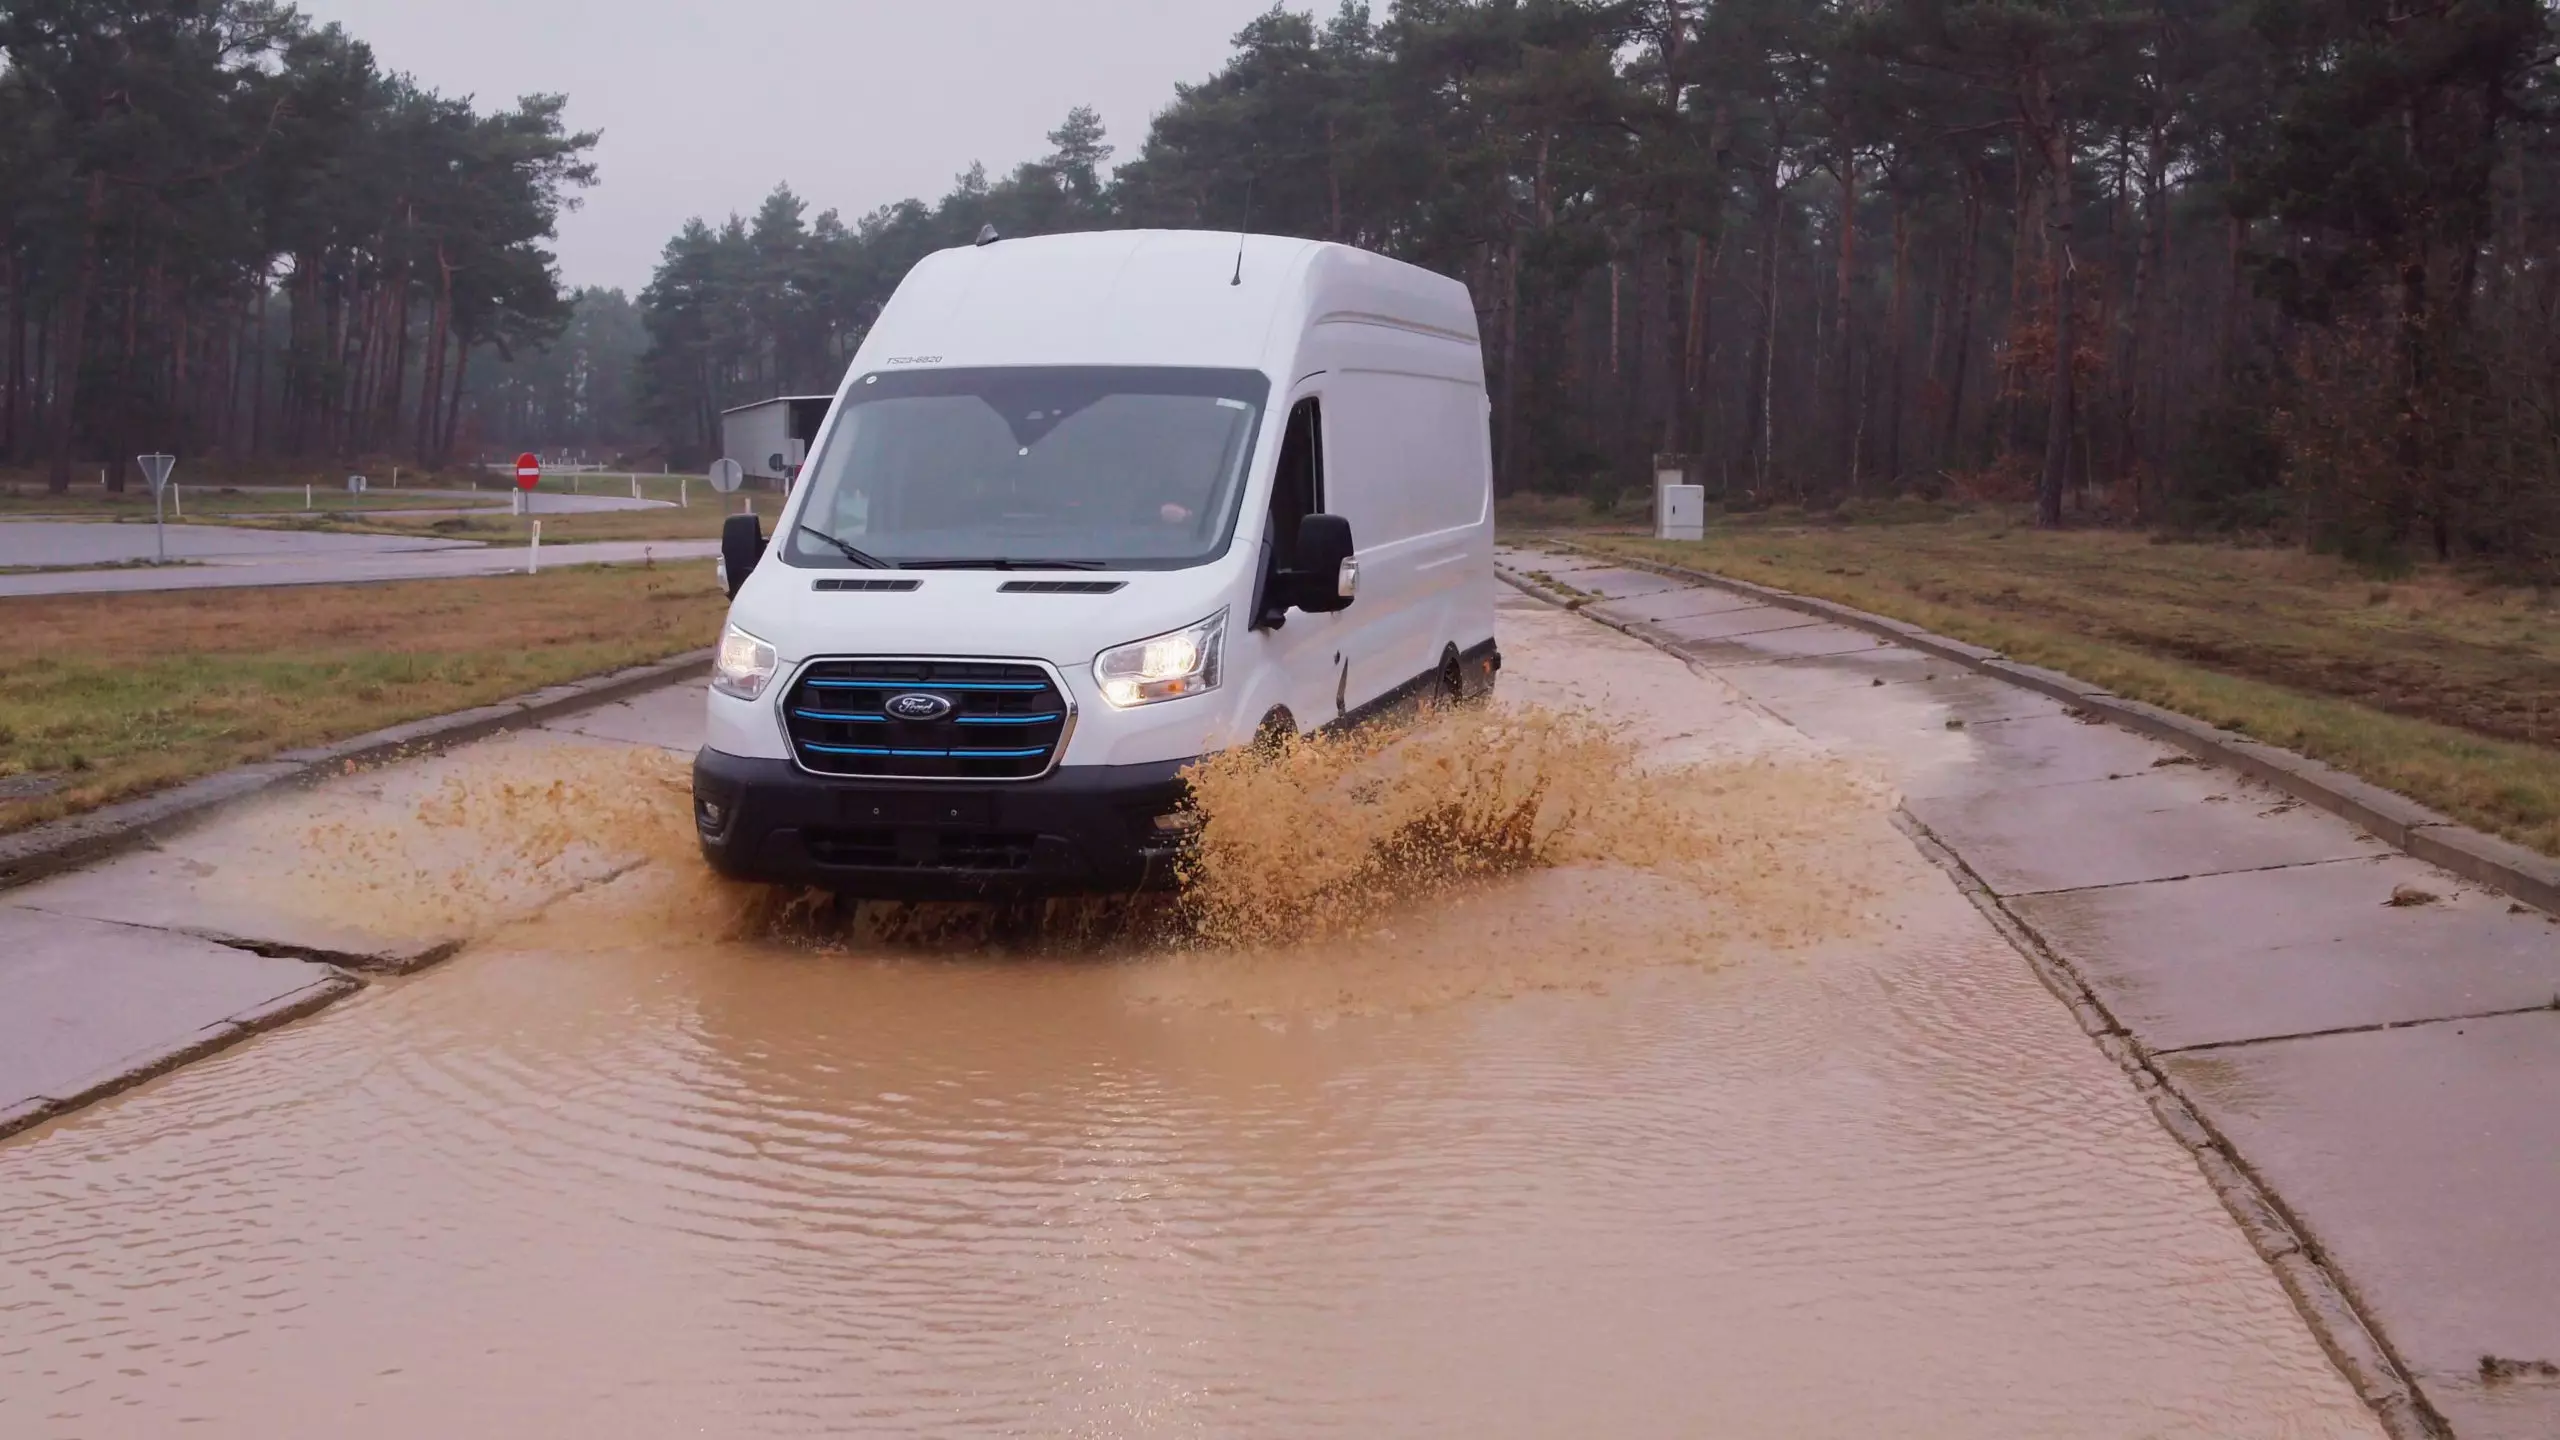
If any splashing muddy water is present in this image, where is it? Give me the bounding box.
[0,601,2382,1438]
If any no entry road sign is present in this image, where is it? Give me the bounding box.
[515,453,541,491]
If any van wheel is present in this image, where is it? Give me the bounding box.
[1438,646,1467,705]
[1252,708,1296,757]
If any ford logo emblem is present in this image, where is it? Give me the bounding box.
[885,692,954,722]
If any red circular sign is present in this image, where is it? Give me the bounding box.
[514,452,540,491]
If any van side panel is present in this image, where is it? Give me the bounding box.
[1298,315,1493,710]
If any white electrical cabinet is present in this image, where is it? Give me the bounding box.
[1658,483,1705,541]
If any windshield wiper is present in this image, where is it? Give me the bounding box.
[897,557,1109,571]
[796,525,895,569]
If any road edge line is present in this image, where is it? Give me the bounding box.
[0,647,715,896]
[1531,540,2558,920]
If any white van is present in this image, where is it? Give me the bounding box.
[692,229,1499,896]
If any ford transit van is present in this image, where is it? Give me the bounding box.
[691,230,1499,896]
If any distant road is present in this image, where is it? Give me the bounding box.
[0,523,717,597]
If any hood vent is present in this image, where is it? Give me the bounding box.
[999,579,1126,594]
[813,577,922,592]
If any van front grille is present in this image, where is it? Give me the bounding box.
[783,659,1068,780]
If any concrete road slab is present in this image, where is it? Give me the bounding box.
[1585,584,1769,624]
[2162,1013,2560,1439]
[2,731,649,970]
[0,907,345,1117]
[1561,566,1691,600]
[1647,602,1822,643]
[2018,855,2560,1052]
[1892,711,2182,799]
[1678,621,1900,666]
[539,682,706,754]
[1907,767,2384,895]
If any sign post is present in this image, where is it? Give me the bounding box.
[136,454,177,564]
[708,458,745,518]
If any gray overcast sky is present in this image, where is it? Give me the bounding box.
[295,0,1288,294]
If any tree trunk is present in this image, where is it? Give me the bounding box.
[418,248,453,459]
[439,339,471,464]
[2027,72,2075,529]
[2,241,20,465]
[1941,163,1983,472]
[1834,157,1860,497]
[2124,113,2169,517]
[251,282,270,457]
[1756,189,1784,496]
[1884,182,1911,490]
[46,175,108,495]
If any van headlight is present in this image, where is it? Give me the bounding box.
[1094,610,1225,708]
[712,624,779,700]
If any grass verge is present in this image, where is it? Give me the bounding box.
[1550,516,2560,857]
[0,564,724,834]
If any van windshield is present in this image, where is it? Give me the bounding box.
[783,366,1270,571]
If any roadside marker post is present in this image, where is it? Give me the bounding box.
[680,476,688,508]
[529,520,542,575]
[136,454,176,564]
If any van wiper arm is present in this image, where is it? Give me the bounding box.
[795,525,895,569]
[898,557,1109,571]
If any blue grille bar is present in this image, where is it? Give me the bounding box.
[800,743,1052,759]
[789,710,1063,724]
[801,679,1048,692]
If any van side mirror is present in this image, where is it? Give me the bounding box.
[1293,513,1356,614]
[721,513,766,599]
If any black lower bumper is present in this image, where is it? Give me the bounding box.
[691,748,1192,898]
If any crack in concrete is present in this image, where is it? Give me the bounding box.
[2154,1000,2560,1058]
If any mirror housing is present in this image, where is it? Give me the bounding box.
[721,513,766,599]
[1292,513,1356,614]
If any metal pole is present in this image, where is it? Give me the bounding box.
[155,488,166,563]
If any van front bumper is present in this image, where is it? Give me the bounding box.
[690,747,1193,898]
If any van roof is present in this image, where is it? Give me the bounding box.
[849,229,1479,378]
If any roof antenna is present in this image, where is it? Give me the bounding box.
[1230,177,1254,287]
[975,223,999,247]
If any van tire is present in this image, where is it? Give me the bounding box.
[1253,708,1296,756]
[1438,645,1467,705]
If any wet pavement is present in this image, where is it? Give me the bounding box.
[0,589,2399,1437]
[1516,542,2560,1438]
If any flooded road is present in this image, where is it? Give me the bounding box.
[0,597,2382,1438]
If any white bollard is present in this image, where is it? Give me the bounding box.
[305,483,312,510]
[529,520,541,575]
[680,477,688,508]
[631,475,639,501]
[172,485,182,520]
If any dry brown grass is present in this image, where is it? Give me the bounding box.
[0,565,724,833]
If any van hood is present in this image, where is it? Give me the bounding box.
[726,562,1243,670]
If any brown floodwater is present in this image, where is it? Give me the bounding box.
[0,602,2381,1438]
